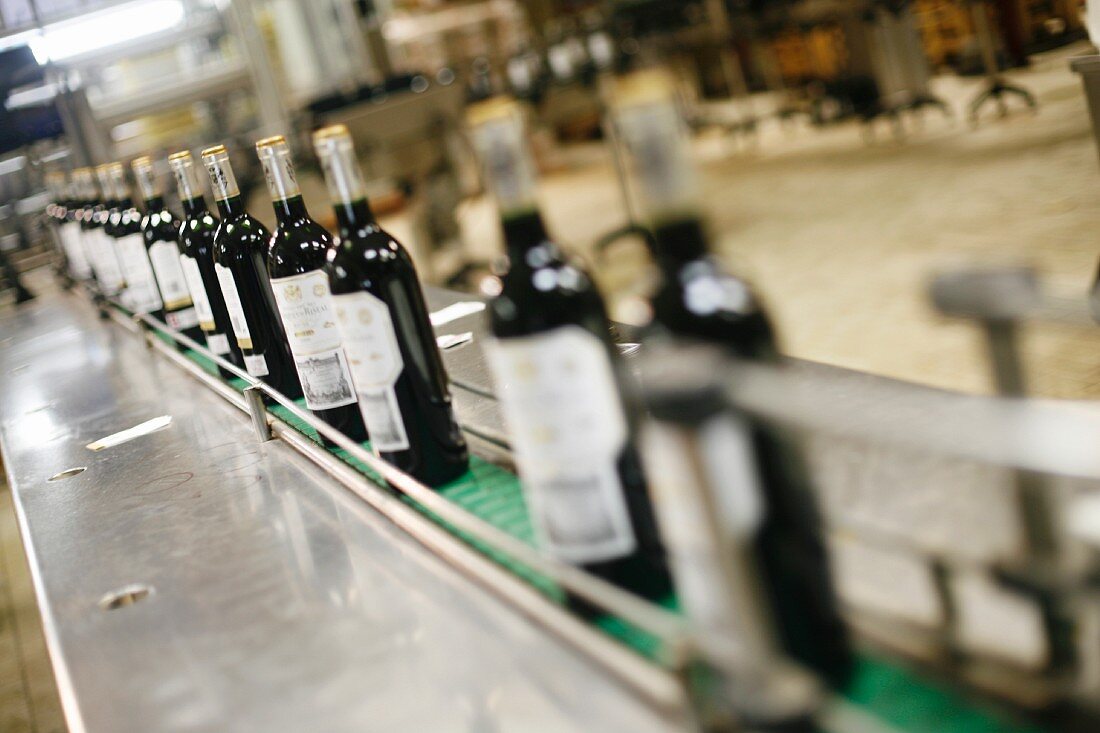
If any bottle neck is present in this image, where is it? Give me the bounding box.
[333,198,376,233]
[142,195,165,212]
[502,209,551,262]
[181,196,208,218]
[272,195,309,223]
[216,194,244,219]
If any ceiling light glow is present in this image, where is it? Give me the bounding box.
[29,0,186,64]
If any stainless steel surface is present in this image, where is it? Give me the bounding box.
[123,303,690,658]
[0,292,692,733]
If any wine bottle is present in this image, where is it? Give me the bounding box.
[255,135,367,442]
[102,162,164,317]
[80,166,126,297]
[62,176,93,281]
[611,69,853,686]
[71,170,105,288]
[200,144,302,397]
[48,172,90,282]
[313,124,468,485]
[168,150,246,378]
[66,170,91,281]
[44,172,64,270]
[131,156,205,348]
[468,97,671,608]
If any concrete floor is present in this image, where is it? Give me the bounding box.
[4,41,1100,731]
[443,41,1100,400]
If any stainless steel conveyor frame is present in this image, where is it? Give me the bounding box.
[5,274,1100,731]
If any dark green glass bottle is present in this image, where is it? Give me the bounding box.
[131,156,205,349]
[255,135,367,442]
[313,124,468,485]
[469,97,672,611]
[201,144,302,399]
[101,162,162,316]
[84,166,126,298]
[168,150,245,379]
[613,69,853,688]
[72,169,108,291]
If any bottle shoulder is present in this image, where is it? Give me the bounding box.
[141,210,181,244]
[327,228,412,275]
[491,255,608,339]
[179,215,217,255]
[268,218,333,276]
[215,213,272,260]
[653,259,779,358]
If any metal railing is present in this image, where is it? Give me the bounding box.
[100,297,700,718]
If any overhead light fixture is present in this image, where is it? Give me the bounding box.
[29,0,186,65]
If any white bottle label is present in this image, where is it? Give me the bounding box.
[486,326,636,563]
[214,262,253,349]
[148,240,193,310]
[332,291,410,453]
[244,353,269,377]
[166,307,200,331]
[59,222,92,279]
[271,270,357,411]
[639,413,766,653]
[115,233,162,313]
[179,254,216,331]
[89,229,125,294]
[206,333,231,356]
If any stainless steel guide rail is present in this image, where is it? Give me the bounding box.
[110,302,698,703]
[101,291,896,733]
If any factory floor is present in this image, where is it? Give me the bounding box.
[438,40,1100,400]
[3,41,1100,731]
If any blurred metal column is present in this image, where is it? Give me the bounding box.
[358,0,395,81]
[225,0,291,137]
[1070,55,1100,167]
[53,82,111,167]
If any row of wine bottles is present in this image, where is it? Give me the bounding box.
[44,69,852,690]
[46,126,471,487]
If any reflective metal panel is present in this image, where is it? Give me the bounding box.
[0,292,690,733]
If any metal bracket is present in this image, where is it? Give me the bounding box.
[243,386,272,442]
[131,312,154,350]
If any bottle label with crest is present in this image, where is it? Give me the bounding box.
[115,234,162,313]
[148,241,193,311]
[179,255,216,331]
[270,270,357,411]
[486,326,637,563]
[332,291,410,453]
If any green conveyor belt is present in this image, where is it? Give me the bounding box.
[178,345,1051,733]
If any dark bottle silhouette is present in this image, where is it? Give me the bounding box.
[201,144,302,399]
[168,150,246,379]
[314,124,468,485]
[255,135,367,442]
